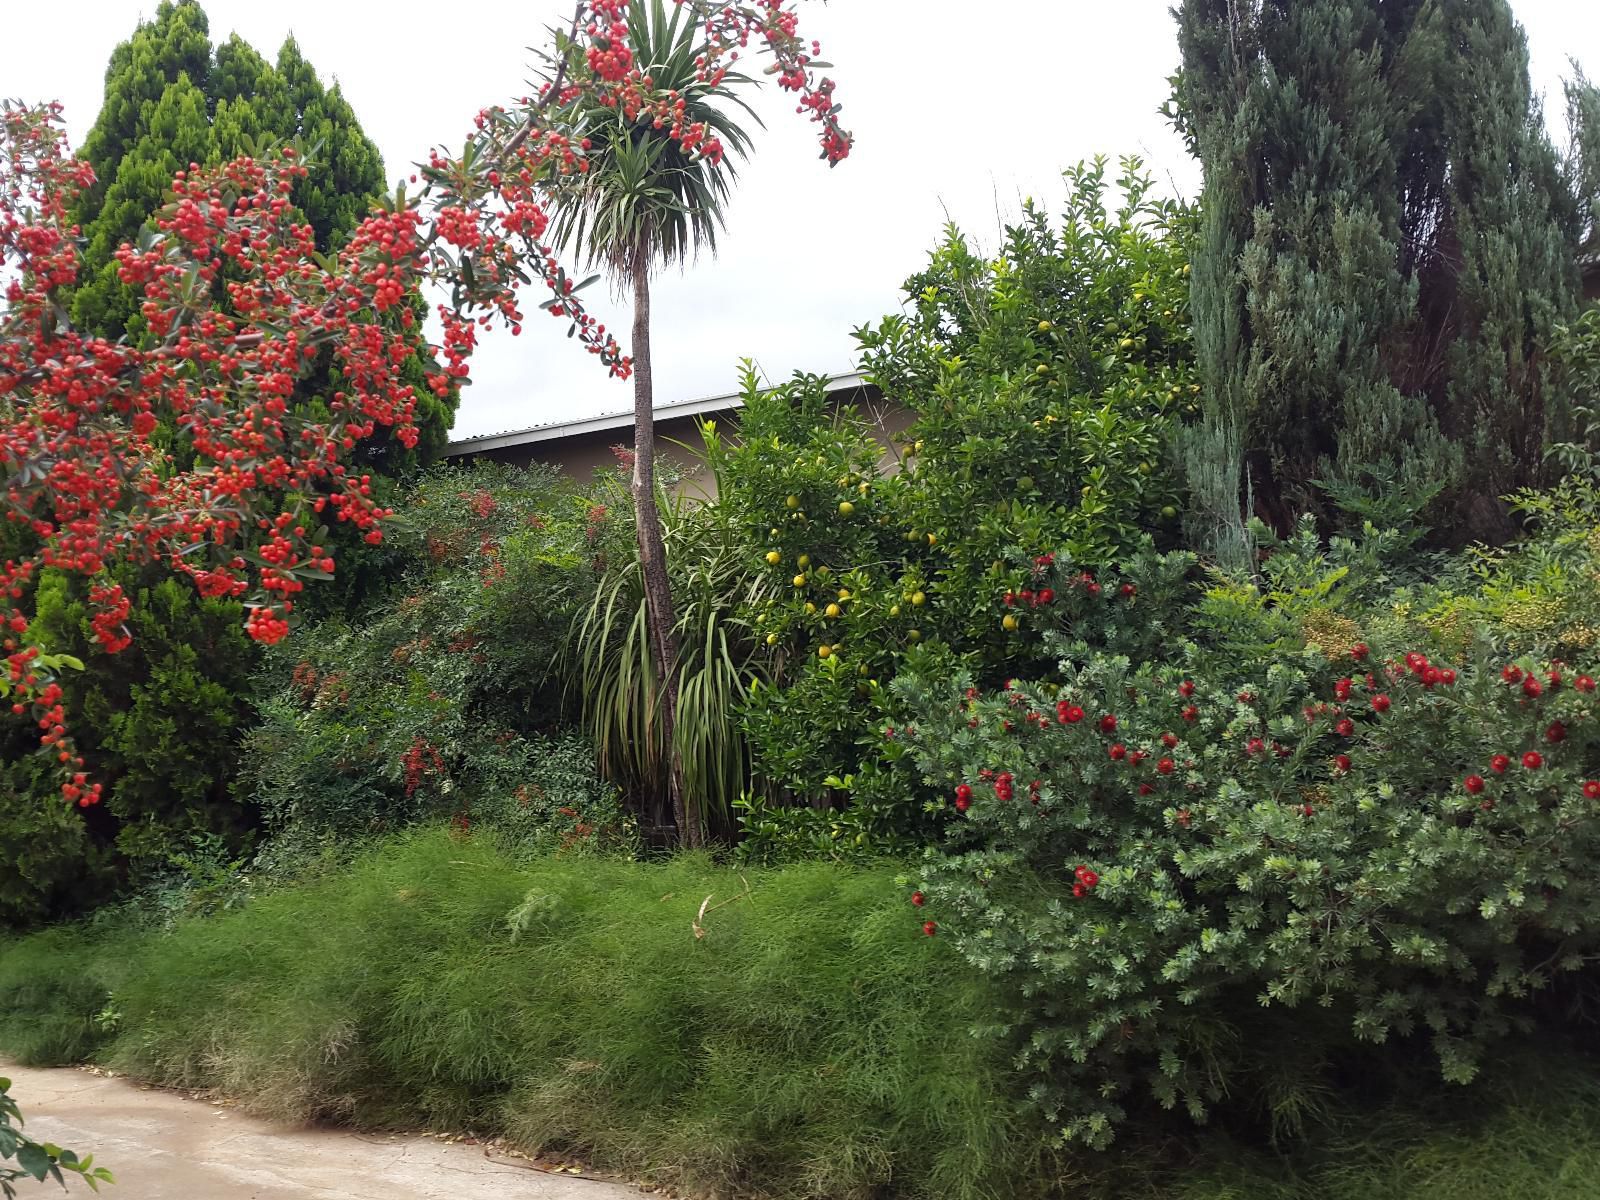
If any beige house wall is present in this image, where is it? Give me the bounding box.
[449,383,915,503]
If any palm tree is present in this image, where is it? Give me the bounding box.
[543,0,756,847]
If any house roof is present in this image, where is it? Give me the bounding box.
[443,370,869,457]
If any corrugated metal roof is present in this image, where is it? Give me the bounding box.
[443,370,869,457]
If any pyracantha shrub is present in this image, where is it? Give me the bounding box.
[892,626,1600,1147]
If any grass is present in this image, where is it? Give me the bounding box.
[5,829,1600,1199]
[2,830,1034,1199]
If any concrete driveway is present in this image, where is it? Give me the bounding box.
[4,1063,648,1200]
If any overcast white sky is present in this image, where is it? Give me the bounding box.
[6,1,1598,439]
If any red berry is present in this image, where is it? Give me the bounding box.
[1464,775,1485,795]
[1490,754,1511,774]
[1523,751,1544,770]
[911,891,925,906]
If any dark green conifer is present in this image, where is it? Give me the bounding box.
[1176,0,1599,548]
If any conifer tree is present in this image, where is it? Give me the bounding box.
[3,1,446,920]
[1176,0,1599,547]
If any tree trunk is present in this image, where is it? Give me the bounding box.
[629,243,697,846]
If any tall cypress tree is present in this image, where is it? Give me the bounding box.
[1176,0,1598,548]
[3,1,450,923]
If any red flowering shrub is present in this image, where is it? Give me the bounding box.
[2,0,849,807]
[891,635,1600,1146]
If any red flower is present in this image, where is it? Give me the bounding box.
[955,783,973,801]
[1351,643,1369,660]
[1334,678,1353,701]
[1522,751,1544,770]
[1405,652,1429,674]
[1371,694,1391,713]
[1463,775,1486,795]
[1546,721,1567,744]
[1334,754,1352,773]
[1179,680,1196,698]
[1138,783,1155,795]
[1238,690,1255,704]
[922,920,938,936]
[1161,732,1179,748]
[1490,754,1511,774]
[1182,705,1199,723]
[1549,670,1564,690]
[1503,664,1525,684]
[955,796,971,813]
[1440,668,1457,685]
[1086,582,1103,598]
[1336,718,1355,736]
[1246,737,1265,756]
[1576,674,1596,693]
[1157,756,1176,775]
[1109,743,1127,761]
[1523,676,1544,699]
[1076,867,1100,888]
[1038,588,1055,604]
[1072,882,1086,898]
[911,891,925,907]
[1119,583,1136,599]
[1059,704,1085,724]
[1099,714,1118,734]
[1583,781,1600,800]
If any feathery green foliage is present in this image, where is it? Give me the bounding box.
[0,832,1034,1200]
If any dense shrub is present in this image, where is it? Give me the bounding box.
[716,161,1194,854]
[0,564,258,926]
[889,540,1600,1145]
[238,462,629,854]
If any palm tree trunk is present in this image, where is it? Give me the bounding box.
[629,242,698,846]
